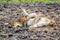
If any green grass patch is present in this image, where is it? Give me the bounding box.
[0,34,7,38]
[0,0,60,3]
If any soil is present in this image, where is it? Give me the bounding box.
[0,3,60,40]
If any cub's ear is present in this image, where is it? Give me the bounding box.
[22,15,28,18]
[24,15,28,18]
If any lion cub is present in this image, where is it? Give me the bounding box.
[29,17,57,30]
[9,16,29,28]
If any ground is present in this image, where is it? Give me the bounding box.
[0,3,60,40]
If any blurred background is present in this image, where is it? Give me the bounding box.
[0,0,60,3]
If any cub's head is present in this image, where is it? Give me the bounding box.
[19,16,29,23]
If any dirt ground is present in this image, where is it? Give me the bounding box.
[0,3,60,40]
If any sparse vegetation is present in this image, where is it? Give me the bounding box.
[0,34,7,38]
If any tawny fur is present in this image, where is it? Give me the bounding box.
[9,16,29,28]
[28,17,51,30]
[28,17,57,30]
